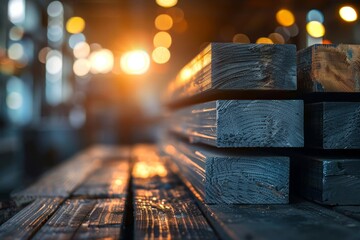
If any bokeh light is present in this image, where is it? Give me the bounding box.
[89,49,114,74]
[73,42,91,59]
[66,17,86,34]
[8,43,24,60]
[73,58,91,76]
[323,39,332,44]
[120,50,150,75]
[155,14,173,31]
[152,47,171,64]
[9,26,24,41]
[166,7,184,23]
[47,25,63,42]
[306,21,325,38]
[256,37,274,44]
[269,33,285,44]
[307,9,324,23]
[38,47,51,64]
[47,1,63,18]
[69,33,86,49]
[6,92,23,110]
[339,6,358,22]
[8,0,25,24]
[232,33,250,43]
[156,0,178,8]
[276,9,295,27]
[46,51,62,75]
[153,31,172,48]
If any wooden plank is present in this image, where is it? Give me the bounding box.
[132,147,217,239]
[333,206,360,221]
[73,199,125,240]
[170,100,304,147]
[165,43,296,105]
[198,200,360,240]
[305,102,360,149]
[73,161,129,198]
[163,139,290,204]
[297,44,360,92]
[12,153,101,199]
[293,156,360,205]
[86,145,131,160]
[0,198,63,240]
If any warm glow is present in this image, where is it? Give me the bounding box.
[306,21,325,38]
[89,49,114,74]
[339,6,358,22]
[9,26,24,41]
[153,31,172,48]
[156,0,178,8]
[73,59,91,76]
[66,17,86,34]
[232,33,250,43]
[132,162,168,179]
[120,50,150,75]
[323,39,332,44]
[152,47,170,64]
[73,42,90,59]
[276,9,295,27]
[256,37,274,44]
[38,47,51,64]
[155,14,173,31]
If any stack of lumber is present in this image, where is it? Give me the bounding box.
[295,44,360,205]
[163,43,304,204]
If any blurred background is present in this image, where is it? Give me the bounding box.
[0,0,359,199]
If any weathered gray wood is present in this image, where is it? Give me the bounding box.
[132,146,216,239]
[293,156,360,205]
[165,43,296,104]
[73,161,129,198]
[11,154,101,199]
[305,102,360,149]
[163,139,290,204]
[33,198,125,240]
[297,44,360,92]
[170,99,304,147]
[0,198,63,239]
[334,206,360,221]
[198,200,360,240]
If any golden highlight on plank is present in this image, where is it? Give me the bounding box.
[165,43,297,105]
[297,44,360,92]
[169,99,304,147]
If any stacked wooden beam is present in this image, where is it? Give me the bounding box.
[296,44,360,205]
[163,43,304,204]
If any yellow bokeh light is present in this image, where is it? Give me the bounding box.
[73,58,91,76]
[156,0,177,8]
[256,37,274,44]
[155,14,173,31]
[120,50,150,75]
[152,47,170,64]
[276,9,295,27]
[339,6,358,22]
[153,31,172,48]
[89,49,114,74]
[66,17,85,34]
[73,42,90,59]
[306,21,325,38]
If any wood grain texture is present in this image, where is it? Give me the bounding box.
[12,154,101,199]
[199,200,360,240]
[165,43,296,104]
[305,102,360,149]
[73,161,129,198]
[132,147,216,240]
[32,199,125,240]
[163,139,290,204]
[170,100,304,147]
[297,44,360,92]
[293,156,360,205]
[0,198,63,240]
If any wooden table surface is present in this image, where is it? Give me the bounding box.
[1,144,359,240]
